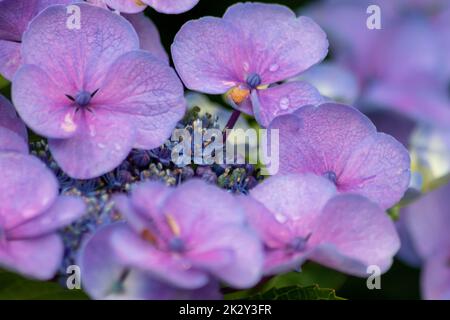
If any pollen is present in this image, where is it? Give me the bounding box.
[141,229,158,245]
[166,214,181,236]
[134,0,146,6]
[227,86,250,104]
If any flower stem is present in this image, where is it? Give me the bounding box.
[223,109,241,142]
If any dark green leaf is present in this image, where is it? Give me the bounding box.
[0,269,89,300]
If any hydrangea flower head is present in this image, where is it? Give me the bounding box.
[0,0,75,80]
[171,2,328,127]
[12,3,186,179]
[0,94,28,153]
[0,152,86,279]
[241,174,400,275]
[268,103,411,209]
[79,179,263,294]
[94,0,200,14]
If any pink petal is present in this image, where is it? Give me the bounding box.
[271,103,377,177]
[0,40,21,81]
[0,94,27,142]
[339,133,411,209]
[0,127,28,153]
[12,64,78,139]
[422,250,450,300]
[0,153,58,230]
[21,3,139,91]
[124,13,168,63]
[144,0,200,14]
[171,17,244,94]
[48,108,135,179]
[250,174,337,233]
[111,224,210,289]
[7,196,86,239]
[239,195,291,249]
[254,81,325,127]
[0,233,63,280]
[224,2,328,84]
[94,50,186,149]
[309,194,400,276]
[402,183,450,259]
[188,225,263,289]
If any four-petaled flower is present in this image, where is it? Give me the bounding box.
[78,179,263,298]
[92,0,200,14]
[12,4,186,179]
[241,174,400,275]
[267,103,411,209]
[171,2,328,127]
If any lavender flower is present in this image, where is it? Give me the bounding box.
[77,179,263,299]
[241,174,400,275]
[12,4,186,179]
[268,103,411,209]
[171,2,328,127]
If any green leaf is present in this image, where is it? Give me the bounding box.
[0,269,89,300]
[224,263,346,300]
[244,285,344,300]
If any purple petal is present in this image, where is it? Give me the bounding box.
[124,14,168,63]
[339,133,411,209]
[161,179,247,235]
[239,195,291,249]
[0,153,58,230]
[223,2,328,84]
[254,81,325,127]
[250,174,337,231]
[94,50,186,149]
[187,225,263,289]
[48,109,135,179]
[271,103,376,176]
[111,224,210,289]
[422,251,450,300]
[12,64,78,139]
[0,40,21,80]
[7,196,86,239]
[0,127,28,153]
[144,0,199,14]
[171,17,244,94]
[21,3,139,91]
[0,233,63,280]
[401,183,450,259]
[309,194,400,276]
[0,94,27,142]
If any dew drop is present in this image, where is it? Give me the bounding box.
[114,143,121,151]
[97,143,106,149]
[279,97,290,110]
[275,213,288,224]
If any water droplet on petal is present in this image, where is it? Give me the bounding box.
[114,144,121,151]
[97,143,105,149]
[243,62,250,72]
[269,64,279,72]
[279,97,290,110]
[275,213,287,224]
